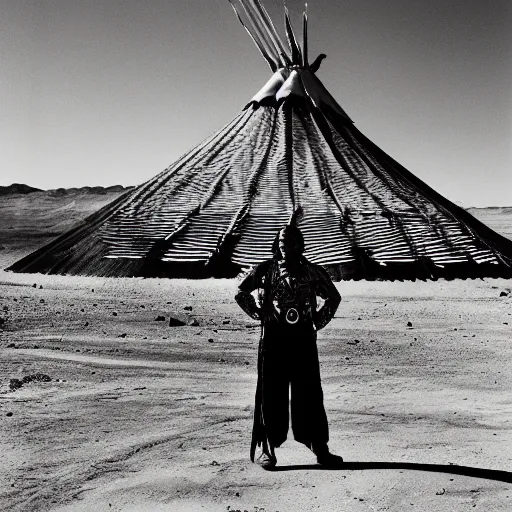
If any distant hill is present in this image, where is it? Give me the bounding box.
[0,183,42,195]
[466,207,512,242]
[0,184,132,196]
[0,185,132,267]
[46,185,133,196]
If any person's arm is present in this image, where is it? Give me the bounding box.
[235,263,266,320]
[313,266,341,330]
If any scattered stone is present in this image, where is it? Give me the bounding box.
[0,318,6,326]
[184,306,193,311]
[500,291,508,297]
[118,333,127,338]
[407,321,413,328]
[9,379,23,391]
[7,343,15,348]
[40,299,45,303]
[81,309,85,312]
[223,319,230,324]
[76,349,81,352]
[13,373,51,389]
[140,305,145,308]
[208,338,214,343]
[347,339,360,345]
[91,289,94,292]
[188,318,199,326]
[244,361,250,365]
[169,317,186,327]
[155,315,166,321]
[32,283,37,288]
[84,322,89,326]
[2,305,8,311]
[357,317,362,320]
[210,460,220,466]
[33,345,40,349]
[220,358,226,363]
[6,412,13,417]
[112,312,118,316]
[39,285,43,289]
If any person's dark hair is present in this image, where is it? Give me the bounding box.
[271,225,305,258]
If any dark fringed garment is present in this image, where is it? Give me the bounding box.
[235,257,341,461]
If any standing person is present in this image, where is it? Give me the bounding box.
[235,225,343,470]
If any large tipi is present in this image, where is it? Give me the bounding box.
[8,1,512,280]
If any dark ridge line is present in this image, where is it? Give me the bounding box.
[308,96,390,216]
[298,103,379,267]
[339,124,426,217]
[284,102,296,214]
[206,106,280,270]
[295,102,360,259]
[349,126,512,267]
[339,125,493,264]
[159,110,260,248]
[116,110,256,268]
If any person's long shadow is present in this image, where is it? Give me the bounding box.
[272,461,512,483]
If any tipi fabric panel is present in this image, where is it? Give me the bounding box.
[99,110,254,259]
[163,108,278,262]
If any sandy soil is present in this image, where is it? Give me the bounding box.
[1,193,512,511]
[1,266,512,511]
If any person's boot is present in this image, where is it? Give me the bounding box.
[255,451,277,470]
[313,444,344,467]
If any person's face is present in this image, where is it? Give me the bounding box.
[278,230,299,259]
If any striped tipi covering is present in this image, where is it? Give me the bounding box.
[8,1,512,280]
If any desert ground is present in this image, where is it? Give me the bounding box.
[1,188,512,511]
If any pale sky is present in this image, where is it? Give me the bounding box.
[1,0,511,206]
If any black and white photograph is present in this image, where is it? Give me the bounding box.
[1,0,511,510]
